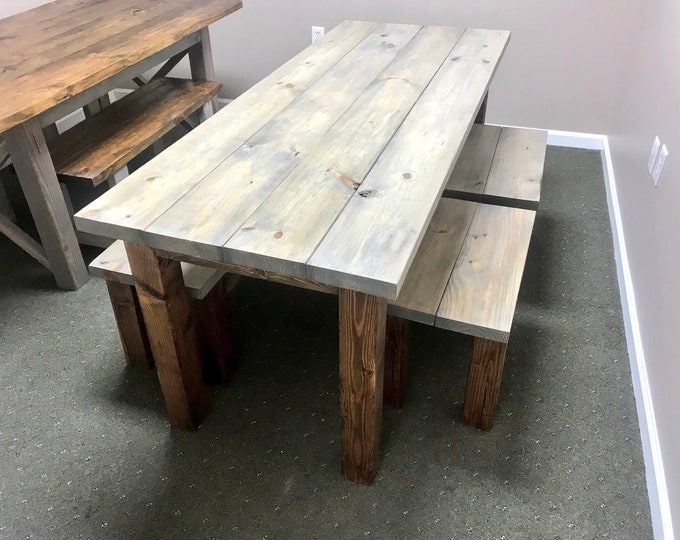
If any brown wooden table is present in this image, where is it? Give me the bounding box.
[76,21,510,484]
[0,0,242,289]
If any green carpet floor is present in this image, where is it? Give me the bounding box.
[0,146,653,539]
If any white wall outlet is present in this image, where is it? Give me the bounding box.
[648,136,661,174]
[651,144,669,188]
[312,26,325,43]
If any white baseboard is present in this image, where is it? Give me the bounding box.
[547,130,674,540]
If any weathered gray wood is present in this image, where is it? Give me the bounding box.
[141,23,422,260]
[3,117,88,289]
[482,127,547,210]
[0,212,49,269]
[188,27,218,121]
[75,20,379,242]
[224,26,464,276]
[151,50,188,82]
[0,180,16,222]
[308,29,511,299]
[443,124,501,196]
[444,125,546,210]
[90,240,224,300]
[436,202,536,342]
[388,199,477,325]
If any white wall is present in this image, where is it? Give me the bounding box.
[608,1,680,537]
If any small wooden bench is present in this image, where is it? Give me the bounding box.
[49,77,221,186]
[385,198,537,430]
[90,240,236,384]
[443,124,547,210]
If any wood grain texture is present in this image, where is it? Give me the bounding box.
[444,124,501,196]
[50,78,220,186]
[383,315,410,408]
[106,280,154,369]
[3,117,88,289]
[189,27,218,121]
[308,29,511,299]
[0,0,242,131]
[90,240,224,300]
[388,199,477,325]
[224,26,463,276]
[144,23,422,264]
[339,289,387,484]
[124,242,208,430]
[462,337,507,431]
[75,20,378,242]
[436,202,536,342]
[482,127,547,210]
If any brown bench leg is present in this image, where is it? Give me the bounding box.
[106,280,154,369]
[383,315,410,408]
[194,276,235,385]
[463,337,508,431]
[339,289,386,485]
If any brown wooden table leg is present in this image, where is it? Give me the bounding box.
[338,289,386,485]
[125,241,208,430]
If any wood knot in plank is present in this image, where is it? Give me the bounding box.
[337,173,360,190]
[358,189,374,198]
[131,8,143,14]
[274,231,284,239]
[402,172,412,180]
[381,42,395,49]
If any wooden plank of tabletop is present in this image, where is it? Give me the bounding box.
[144,23,426,264]
[223,26,464,276]
[0,0,179,78]
[75,20,378,240]
[0,0,242,132]
[308,29,511,299]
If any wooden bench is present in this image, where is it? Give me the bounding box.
[48,77,221,186]
[443,124,547,210]
[89,240,236,384]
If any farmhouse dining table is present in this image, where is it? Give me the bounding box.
[0,0,242,290]
[75,20,510,484]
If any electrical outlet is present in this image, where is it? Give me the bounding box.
[648,136,661,174]
[651,144,669,188]
[312,26,325,43]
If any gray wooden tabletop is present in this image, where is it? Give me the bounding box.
[76,20,510,299]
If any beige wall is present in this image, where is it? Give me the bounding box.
[608,1,680,535]
[1,0,677,535]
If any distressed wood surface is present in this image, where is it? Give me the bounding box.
[143,23,421,263]
[308,29,511,298]
[436,202,536,342]
[388,199,477,325]
[75,20,378,242]
[50,78,220,186]
[444,125,546,210]
[339,289,387,484]
[0,0,242,132]
[124,241,208,430]
[444,124,501,196]
[189,27,219,121]
[3,117,88,289]
[90,240,224,300]
[224,26,464,276]
[463,337,508,431]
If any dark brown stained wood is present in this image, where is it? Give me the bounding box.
[124,241,208,430]
[0,0,242,132]
[338,289,386,484]
[383,315,411,408]
[106,280,154,368]
[462,337,507,431]
[194,277,234,385]
[50,78,221,185]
